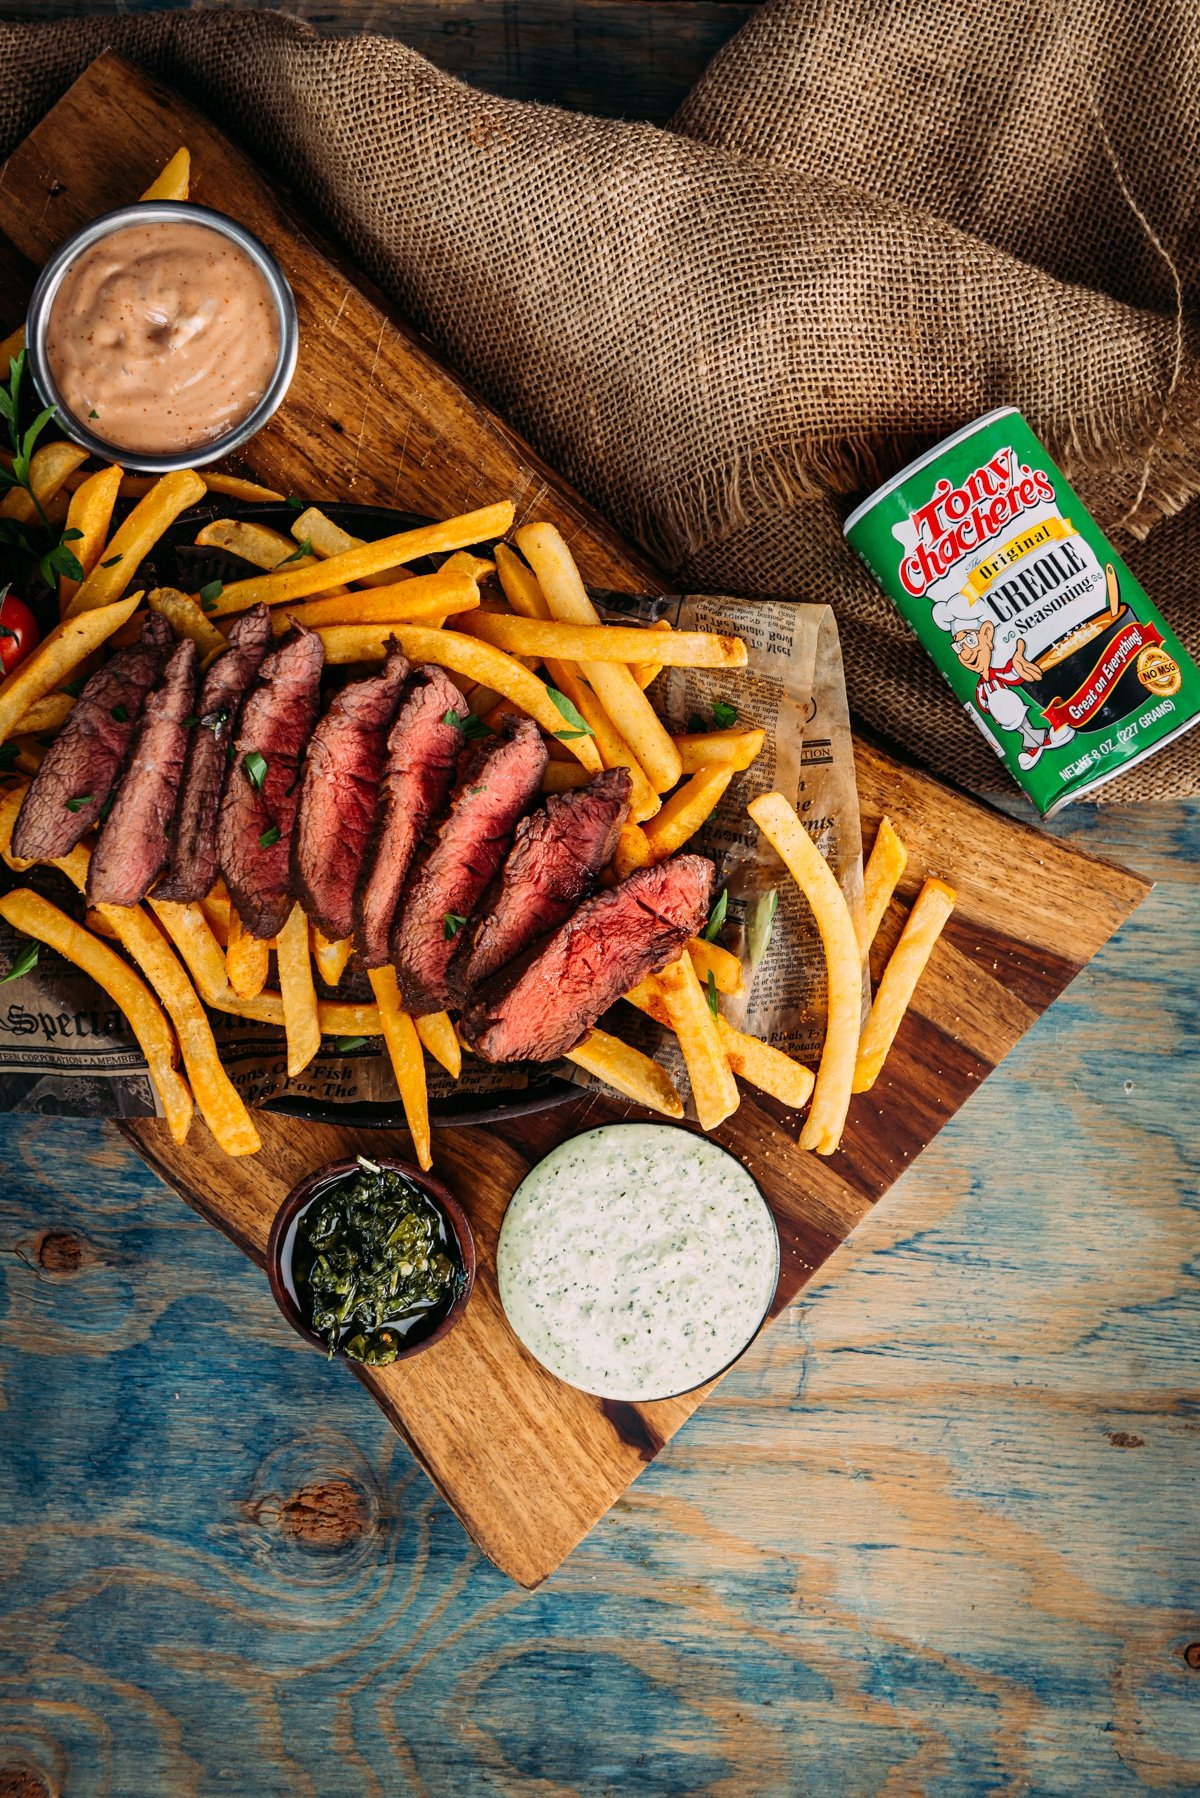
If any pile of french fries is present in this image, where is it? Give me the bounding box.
[0,144,958,1169]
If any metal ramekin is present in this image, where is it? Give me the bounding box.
[24,201,299,474]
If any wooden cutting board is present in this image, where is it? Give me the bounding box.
[0,54,1151,1587]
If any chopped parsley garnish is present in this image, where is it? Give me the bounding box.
[443,912,467,940]
[334,1036,369,1054]
[274,537,312,568]
[258,824,281,848]
[0,941,38,984]
[706,968,719,1019]
[285,496,305,512]
[712,700,738,729]
[110,704,128,723]
[0,352,84,586]
[88,408,99,419]
[243,750,268,790]
[546,686,593,741]
[60,679,85,698]
[99,553,122,569]
[443,707,491,741]
[701,887,728,942]
[98,793,114,821]
[183,714,199,728]
[64,794,94,812]
[198,579,223,611]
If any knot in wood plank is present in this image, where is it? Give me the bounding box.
[0,1768,51,1798]
[35,1231,87,1275]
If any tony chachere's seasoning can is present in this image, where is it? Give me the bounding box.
[843,407,1200,815]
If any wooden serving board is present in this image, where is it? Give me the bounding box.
[0,55,1151,1587]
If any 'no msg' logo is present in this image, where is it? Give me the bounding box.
[899,447,1056,598]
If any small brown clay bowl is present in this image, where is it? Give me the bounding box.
[266,1155,476,1364]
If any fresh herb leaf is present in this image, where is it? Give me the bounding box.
[198,579,223,611]
[443,912,467,940]
[60,679,85,697]
[711,700,738,729]
[183,714,199,728]
[243,750,268,790]
[0,940,38,984]
[335,1036,369,1054]
[702,888,728,941]
[110,704,128,723]
[274,538,312,569]
[65,794,94,812]
[706,968,719,1019]
[285,496,305,512]
[258,824,280,848]
[688,712,706,734]
[747,888,778,966]
[546,686,593,741]
[99,553,122,569]
[443,707,491,741]
[201,707,229,736]
[88,408,99,420]
[98,793,114,821]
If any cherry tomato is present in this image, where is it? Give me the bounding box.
[0,588,38,676]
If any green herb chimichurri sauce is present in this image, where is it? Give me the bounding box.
[291,1158,464,1365]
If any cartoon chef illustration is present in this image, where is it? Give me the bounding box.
[947,616,1075,769]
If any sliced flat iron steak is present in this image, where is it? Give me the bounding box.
[353,664,467,968]
[292,643,409,942]
[86,636,198,906]
[456,766,631,991]
[218,625,325,939]
[11,612,172,862]
[462,853,714,1063]
[391,715,548,1013]
[155,604,272,903]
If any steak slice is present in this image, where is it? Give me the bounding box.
[154,605,272,902]
[456,767,631,991]
[352,665,467,967]
[291,643,410,941]
[391,715,548,1012]
[217,625,325,938]
[462,853,714,1063]
[11,612,173,862]
[86,637,198,906]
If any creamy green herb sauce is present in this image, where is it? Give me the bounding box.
[496,1123,779,1400]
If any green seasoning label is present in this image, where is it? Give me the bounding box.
[844,407,1200,814]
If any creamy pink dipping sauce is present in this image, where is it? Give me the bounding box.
[45,218,279,454]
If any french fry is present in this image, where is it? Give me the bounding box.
[565,1027,684,1118]
[315,624,602,772]
[464,611,747,669]
[196,518,321,574]
[199,890,231,946]
[201,473,286,504]
[277,902,321,1077]
[687,935,744,997]
[147,587,230,663]
[514,523,682,792]
[748,792,861,1154]
[624,974,814,1111]
[439,549,495,584]
[292,505,412,587]
[58,464,124,610]
[641,766,734,864]
[368,965,431,1170]
[673,727,766,774]
[653,953,740,1130]
[226,905,269,1000]
[633,618,673,690]
[0,887,192,1143]
[853,879,956,1093]
[0,590,143,745]
[67,470,207,613]
[13,690,74,736]
[276,568,480,631]
[542,762,592,794]
[211,502,514,614]
[11,737,44,775]
[0,441,89,529]
[858,816,908,957]
[541,661,659,820]
[312,926,352,988]
[614,822,652,879]
[140,146,190,202]
[414,1010,462,1080]
[0,326,24,366]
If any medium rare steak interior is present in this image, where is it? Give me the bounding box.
[462,853,714,1063]
[155,604,272,903]
[353,663,467,967]
[391,715,548,1013]
[218,624,325,939]
[292,643,409,941]
[456,766,632,992]
[86,635,197,907]
[11,611,172,863]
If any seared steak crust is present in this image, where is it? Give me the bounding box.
[352,665,467,968]
[457,767,631,991]
[218,625,325,939]
[11,612,172,862]
[154,605,272,902]
[462,853,714,1063]
[86,637,198,906]
[292,644,409,941]
[391,715,548,1013]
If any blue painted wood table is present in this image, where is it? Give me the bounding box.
[1,794,1197,1793]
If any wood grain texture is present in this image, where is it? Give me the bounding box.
[0,55,1154,1586]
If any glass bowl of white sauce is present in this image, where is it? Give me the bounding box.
[496,1121,780,1402]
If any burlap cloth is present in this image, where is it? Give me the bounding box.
[1,1,1197,801]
